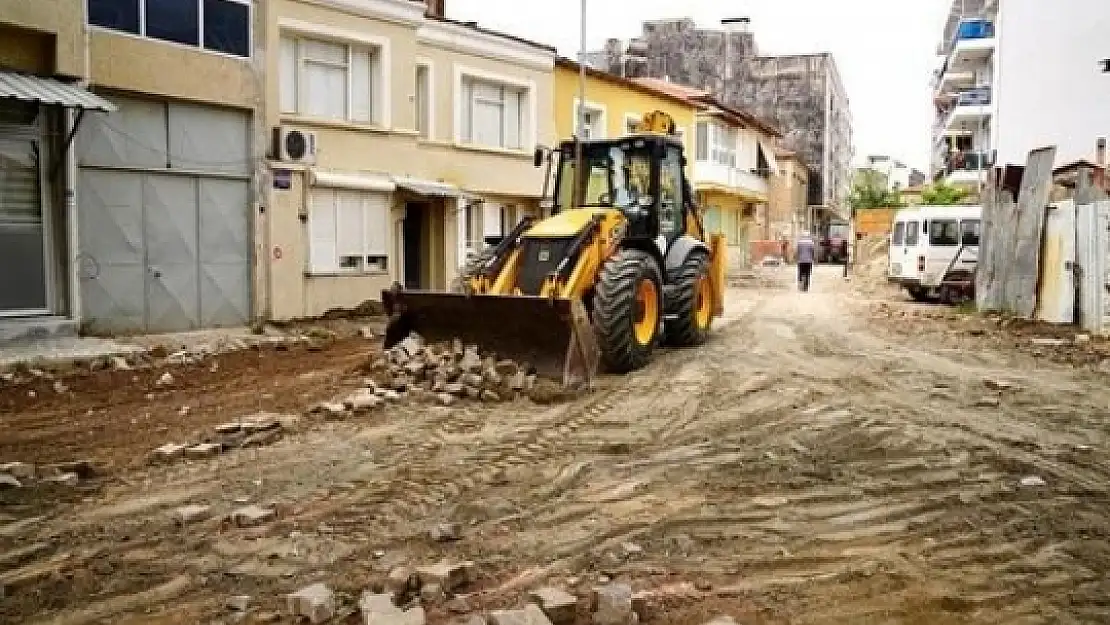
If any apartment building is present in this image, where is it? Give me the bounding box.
[632,78,782,265]
[263,0,555,320]
[0,0,262,338]
[931,0,1110,188]
[769,148,809,240]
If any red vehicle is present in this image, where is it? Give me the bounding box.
[819,220,850,263]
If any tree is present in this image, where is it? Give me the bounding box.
[850,169,904,210]
[920,181,970,205]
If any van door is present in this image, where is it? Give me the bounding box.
[904,219,921,281]
[889,221,906,277]
[924,218,960,287]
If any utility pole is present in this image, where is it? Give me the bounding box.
[574,0,587,207]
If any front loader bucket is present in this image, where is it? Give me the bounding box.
[381,290,599,389]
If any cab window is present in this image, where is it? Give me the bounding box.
[905,221,920,245]
[929,219,960,246]
[659,146,685,238]
[961,219,981,245]
[892,222,905,245]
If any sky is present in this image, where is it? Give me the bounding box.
[449,0,953,173]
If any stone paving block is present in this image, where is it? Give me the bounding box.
[215,423,243,434]
[528,587,577,624]
[286,582,335,624]
[592,583,636,625]
[360,591,426,625]
[231,505,275,527]
[488,604,552,625]
[0,462,35,480]
[416,561,476,592]
[185,443,222,459]
[171,504,212,525]
[0,474,21,489]
[42,473,79,487]
[151,443,188,463]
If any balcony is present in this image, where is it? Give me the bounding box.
[942,19,996,66]
[943,87,992,132]
[941,151,992,185]
[692,161,770,200]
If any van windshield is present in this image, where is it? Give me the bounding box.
[929,219,960,246]
[892,222,905,245]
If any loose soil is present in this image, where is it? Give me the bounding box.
[3,265,1110,624]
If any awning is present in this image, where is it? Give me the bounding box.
[0,71,116,112]
[758,140,780,175]
[310,169,395,192]
[393,176,463,198]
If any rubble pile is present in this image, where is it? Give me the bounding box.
[148,412,288,465]
[0,460,95,490]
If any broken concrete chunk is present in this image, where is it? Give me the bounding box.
[243,429,283,448]
[186,443,222,459]
[47,460,96,479]
[386,567,419,597]
[436,393,457,407]
[226,595,252,611]
[231,505,276,527]
[419,583,445,605]
[480,390,501,403]
[0,474,22,489]
[348,391,385,412]
[508,371,527,391]
[171,504,212,525]
[42,472,79,487]
[528,587,577,624]
[703,618,738,625]
[430,522,461,542]
[494,359,519,376]
[215,423,243,435]
[459,373,484,389]
[151,443,188,463]
[416,561,476,592]
[445,383,466,397]
[156,372,175,387]
[459,347,482,373]
[593,583,636,625]
[465,386,482,401]
[489,604,553,625]
[315,401,348,418]
[974,396,1001,408]
[381,389,402,402]
[360,591,426,625]
[286,582,336,624]
[0,462,35,480]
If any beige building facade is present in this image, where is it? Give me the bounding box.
[0,0,263,338]
[262,0,555,320]
[768,148,810,240]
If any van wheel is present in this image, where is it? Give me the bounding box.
[907,286,931,302]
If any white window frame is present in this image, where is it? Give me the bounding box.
[86,0,253,59]
[278,19,392,127]
[710,122,737,168]
[624,113,641,135]
[453,64,535,152]
[415,58,434,140]
[572,98,607,140]
[307,187,391,275]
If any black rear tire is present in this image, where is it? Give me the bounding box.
[594,248,663,373]
[907,286,931,302]
[665,252,712,347]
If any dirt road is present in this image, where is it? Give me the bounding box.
[3,265,1110,624]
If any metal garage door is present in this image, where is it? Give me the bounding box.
[76,94,251,334]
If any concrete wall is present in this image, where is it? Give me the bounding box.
[993,0,1110,167]
[0,0,85,76]
[769,156,809,239]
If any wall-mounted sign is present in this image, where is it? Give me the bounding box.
[273,169,292,190]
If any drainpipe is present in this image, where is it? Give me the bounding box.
[66,8,94,328]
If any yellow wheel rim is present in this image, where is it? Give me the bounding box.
[633,279,659,346]
[695,276,713,330]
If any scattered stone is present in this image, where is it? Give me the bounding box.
[1075,334,1091,344]
[156,372,175,387]
[42,472,79,487]
[459,347,482,373]
[348,391,385,412]
[48,459,97,478]
[0,474,22,489]
[436,393,457,407]
[489,605,552,625]
[445,596,473,614]
[459,373,484,388]
[1030,337,1066,347]
[0,462,35,480]
[703,618,738,625]
[593,583,636,625]
[151,443,188,463]
[1020,475,1047,487]
[316,401,348,419]
[243,429,283,448]
[172,504,212,525]
[419,583,445,605]
[528,587,577,624]
[630,592,648,616]
[53,380,68,394]
[110,356,132,370]
[231,505,276,527]
[241,417,283,433]
[381,389,402,402]
[416,561,476,592]
[752,496,789,508]
[286,582,336,624]
[974,397,1001,408]
[360,591,426,625]
[360,327,376,339]
[430,522,461,542]
[386,567,419,597]
[465,387,482,401]
[227,595,252,611]
[508,371,527,391]
[216,423,243,435]
[480,390,501,403]
[186,443,223,459]
[178,406,191,416]
[693,580,713,592]
[620,542,643,557]
[391,376,412,392]
[494,359,519,376]
[254,611,282,623]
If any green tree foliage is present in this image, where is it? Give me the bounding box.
[850,169,904,210]
[920,181,970,205]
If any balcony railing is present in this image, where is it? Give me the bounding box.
[955,87,992,106]
[940,19,996,60]
[945,151,992,175]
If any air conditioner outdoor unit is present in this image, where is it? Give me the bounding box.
[272,127,318,164]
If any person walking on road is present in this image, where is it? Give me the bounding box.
[796,231,816,292]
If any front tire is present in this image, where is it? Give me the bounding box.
[665,252,713,347]
[594,248,663,373]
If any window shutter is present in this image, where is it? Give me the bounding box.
[473,99,502,148]
[304,62,347,119]
[279,36,296,113]
[482,202,502,238]
[503,88,522,149]
[335,190,365,259]
[309,189,338,272]
[696,122,708,161]
[363,191,389,256]
[350,47,372,123]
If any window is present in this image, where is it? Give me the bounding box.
[415,64,431,139]
[308,189,389,274]
[892,221,905,245]
[961,219,981,245]
[280,34,377,123]
[462,77,526,150]
[625,115,640,135]
[905,220,920,245]
[87,0,250,58]
[575,104,604,139]
[695,121,709,161]
[929,219,960,246]
[660,146,685,238]
[711,124,737,167]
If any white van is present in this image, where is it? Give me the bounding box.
[888,205,981,302]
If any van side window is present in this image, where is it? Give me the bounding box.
[961,219,981,245]
[892,222,905,245]
[929,219,960,246]
[905,221,920,245]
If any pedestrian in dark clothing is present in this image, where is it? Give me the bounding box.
[796,232,816,292]
[841,238,850,279]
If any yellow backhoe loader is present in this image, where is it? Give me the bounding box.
[382,110,726,387]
